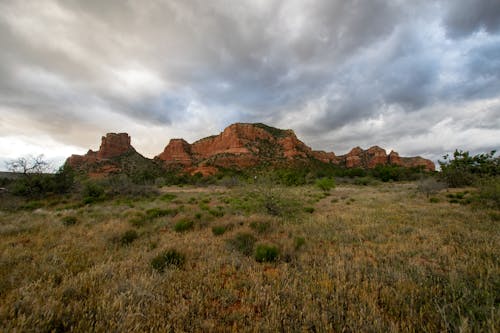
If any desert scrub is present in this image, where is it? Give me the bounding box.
[254,244,280,263]
[249,220,272,234]
[120,230,138,246]
[61,215,77,226]
[303,207,315,214]
[212,223,233,236]
[209,206,224,217]
[160,193,177,201]
[173,218,194,232]
[151,249,185,272]
[227,232,257,256]
[315,177,335,192]
[294,236,306,250]
[145,207,178,219]
[81,182,105,204]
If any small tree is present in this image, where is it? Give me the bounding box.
[6,155,53,197]
[439,150,499,187]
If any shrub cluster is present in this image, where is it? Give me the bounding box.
[151,249,186,272]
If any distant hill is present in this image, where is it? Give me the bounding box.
[66,123,435,177]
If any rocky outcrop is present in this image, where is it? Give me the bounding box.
[400,157,436,171]
[156,139,193,166]
[155,123,323,171]
[338,146,435,171]
[97,133,134,159]
[67,123,435,177]
[66,133,155,177]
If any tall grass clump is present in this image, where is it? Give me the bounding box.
[151,249,186,272]
[227,232,257,256]
[173,218,194,232]
[254,244,280,262]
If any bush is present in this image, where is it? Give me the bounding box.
[151,249,186,272]
[120,230,138,245]
[294,236,306,250]
[303,207,315,214]
[174,218,194,232]
[212,224,233,236]
[208,206,224,217]
[254,244,280,263]
[249,221,272,234]
[315,177,335,192]
[429,197,439,203]
[439,150,499,187]
[61,216,78,226]
[227,232,257,256]
[145,208,178,219]
[475,177,500,209]
[82,182,105,204]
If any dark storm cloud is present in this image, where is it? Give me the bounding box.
[444,0,500,38]
[0,0,499,164]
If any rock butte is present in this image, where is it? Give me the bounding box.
[67,123,435,177]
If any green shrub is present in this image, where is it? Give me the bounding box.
[129,213,146,227]
[474,177,499,209]
[212,224,233,236]
[429,197,439,203]
[254,244,280,262]
[249,221,272,234]
[315,177,335,192]
[228,232,257,256]
[120,230,138,245]
[209,206,224,217]
[21,201,43,210]
[354,177,373,186]
[294,236,306,250]
[61,216,78,226]
[160,193,177,201]
[82,182,105,204]
[145,208,178,219]
[174,218,194,232]
[303,207,315,214]
[151,249,186,272]
[439,150,499,187]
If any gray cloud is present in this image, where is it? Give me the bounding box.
[0,0,499,167]
[443,0,500,38]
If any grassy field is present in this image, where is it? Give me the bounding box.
[0,182,498,332]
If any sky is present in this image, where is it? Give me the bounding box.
[1,0,499,170]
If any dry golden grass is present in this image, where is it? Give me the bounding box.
[0,182,498,332]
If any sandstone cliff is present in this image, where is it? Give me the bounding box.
[67,123,435,177]
[67,133,156,177]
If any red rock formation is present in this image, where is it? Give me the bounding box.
[345,147,364,168]
[366,146,388,168]
[66,123,436,177]
[401,157,435,171]
[66,133,138,176]
[97,133,134,159]
[156,139,193,166]
[339,146,435,171]
[311,150,337,163]
[388,150,402,165]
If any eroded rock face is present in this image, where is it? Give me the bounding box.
[401,157,436,171]
[338,146,435,171]
[66,133,138,176]
[97,133,134,159]
[66,123,436,178]
[156,139,193,166]
[388,150,402,165]
[345,147,364,168]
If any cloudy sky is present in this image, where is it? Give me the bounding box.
[1,0,499,170]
